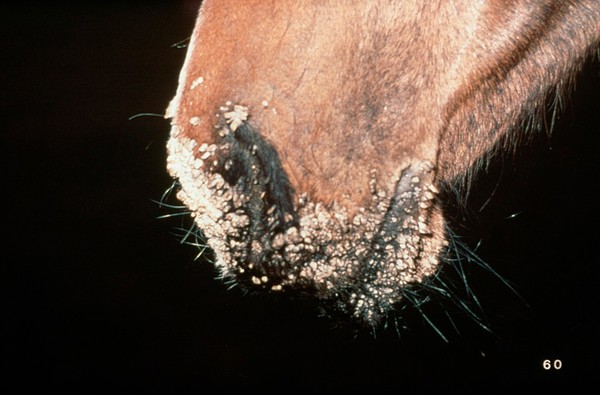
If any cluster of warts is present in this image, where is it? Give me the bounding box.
[166,102,444,325]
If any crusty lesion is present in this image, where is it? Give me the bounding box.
[166,102,447,326]
[222,104,248,132]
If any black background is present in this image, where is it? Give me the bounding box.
[3,2,599,394]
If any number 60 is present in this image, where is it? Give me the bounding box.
[542,359,562,370]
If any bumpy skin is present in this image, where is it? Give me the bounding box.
[165,1,600,326]
[167,103,446,324]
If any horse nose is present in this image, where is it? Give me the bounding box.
[167,105,447,325]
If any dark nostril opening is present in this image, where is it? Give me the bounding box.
[216,120,299,232]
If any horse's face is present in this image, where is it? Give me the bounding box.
[165,1,600,326]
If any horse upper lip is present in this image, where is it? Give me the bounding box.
[172,126,448,325]
[167,104,446,324]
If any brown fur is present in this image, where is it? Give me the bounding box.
[170,0,599,211]
[165,0,600,326]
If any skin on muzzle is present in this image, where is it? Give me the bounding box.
[167,102,446,324]
[165,1,600,328]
